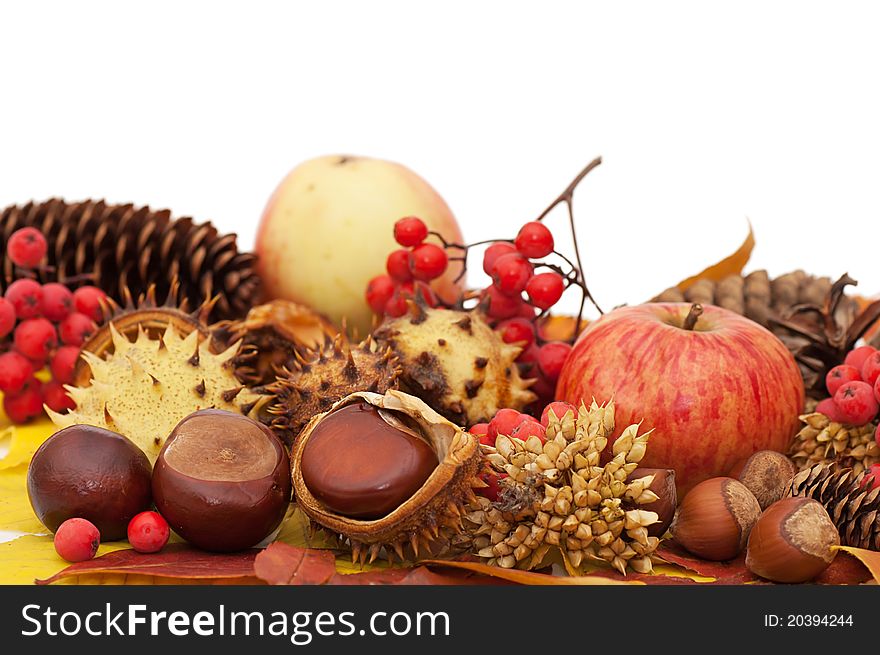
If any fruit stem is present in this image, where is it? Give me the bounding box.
[683,303,703,331]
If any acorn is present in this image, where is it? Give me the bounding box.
[292,390,483,564]
[152,409,291,552]
[671,477,761,561]
[746,497,839,583]
[729,450,798,510]
[627,468,677,537]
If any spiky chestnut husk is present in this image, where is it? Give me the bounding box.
[49,323,269,463]
[212,300,338,387]
[267,337,401,446]
[373,304,536,426]
[292,390,484,565]
[72,282,214,386]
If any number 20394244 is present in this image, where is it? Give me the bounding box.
[764,615,854,628]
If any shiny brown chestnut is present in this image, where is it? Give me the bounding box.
[27,425,152,540]
[746,497,839,583]
[627,468,677,537]
[729,450,798,510]
[152,409,291,552]
[671,476,761,561]
[299,401,439,519]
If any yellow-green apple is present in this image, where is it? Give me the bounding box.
[255,155,464,335]
[556,302,804,494]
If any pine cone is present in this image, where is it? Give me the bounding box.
[789,413,879,475]
[655,272,880,398]
[0,199,259,321]
[465,401,661,575]
[788,464,880,551]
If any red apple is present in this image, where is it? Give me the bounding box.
[556,303,804,494]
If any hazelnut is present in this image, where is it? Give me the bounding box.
[299,400,439,519]
[671,477,761,561]
[729,450,797,510]
[627,468,677,537]
[746,497,839,583]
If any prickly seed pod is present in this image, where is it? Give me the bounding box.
[267,336,401,446]
[212,300,338,387]
[373,305,536,426]
[291,390,483,564]
[626,468,677,537]
[729,450,798,510]
[671,477,761,561]
[49,323,268,463]
[746,497,839,583]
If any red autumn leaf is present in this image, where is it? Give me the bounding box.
[655,542,757,583]
[815,551,873,585]
[35,544,259,585]
[254,542,337,585]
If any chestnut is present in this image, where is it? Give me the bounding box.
[27,425,152,540]
[299,400,439,519]
[670,477,761,561]
[729,450,797,510]
[627,468,677,537]
[152,409,291,552]
[746,497,839,583]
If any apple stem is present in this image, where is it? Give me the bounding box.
[683,303,704,330]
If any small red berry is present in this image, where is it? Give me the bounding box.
[14,317,57,361]
[384,293,408,318]
[510,419,546,443]
[834,380,879,426]
[516,342,541,377]
[497,317,536,347]
[41,282,74,322]
[3,377,44,423]
[386,249,413,282]
[366,275,395,314]
[0,297,15,338]
[5,278,44,319]
[7,227,48,269]
[537,341,572,381]
[59,312,96,347]
[469,423,493,446]
[481,285,523,320]
[127,511,170,554]
[482,242,518,276]
[408,243,448,281]
[50,345,81,384]
[815,397,845,423]
[861,464,880,491]
[53,518,100,563]
[0,351,34,394]
[488,408,526,439]
[541,401,576,426]
[476,470,507,502]
[861,351,880,387]
[393,216,429,247]
[514,222,554,259]
[526,272,565,310]
[72,286,107,323]
[826,364,862,396]
[875,375,880,405]
[43,381,75,413]
[845,345,877,372]
[491,253,533,296]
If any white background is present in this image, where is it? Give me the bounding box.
[1,0,878,319]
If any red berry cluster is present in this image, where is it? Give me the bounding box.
[818,345,880,445]
[469,401,575,501]
[1,228,107,423]
[366,217,578,411]
[366,216,449,317]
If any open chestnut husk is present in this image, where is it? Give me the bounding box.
[292,390,482,564]
[153,409,291,552]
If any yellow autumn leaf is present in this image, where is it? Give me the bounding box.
[834,546,880,584]
[0,466,46,535]
[673,223,755,292]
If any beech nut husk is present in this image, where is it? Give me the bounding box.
[729,450,797,510]
[746,497,839,583]
[671,477,761,561]
[627,468,676,537]
[291,390,482,564]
